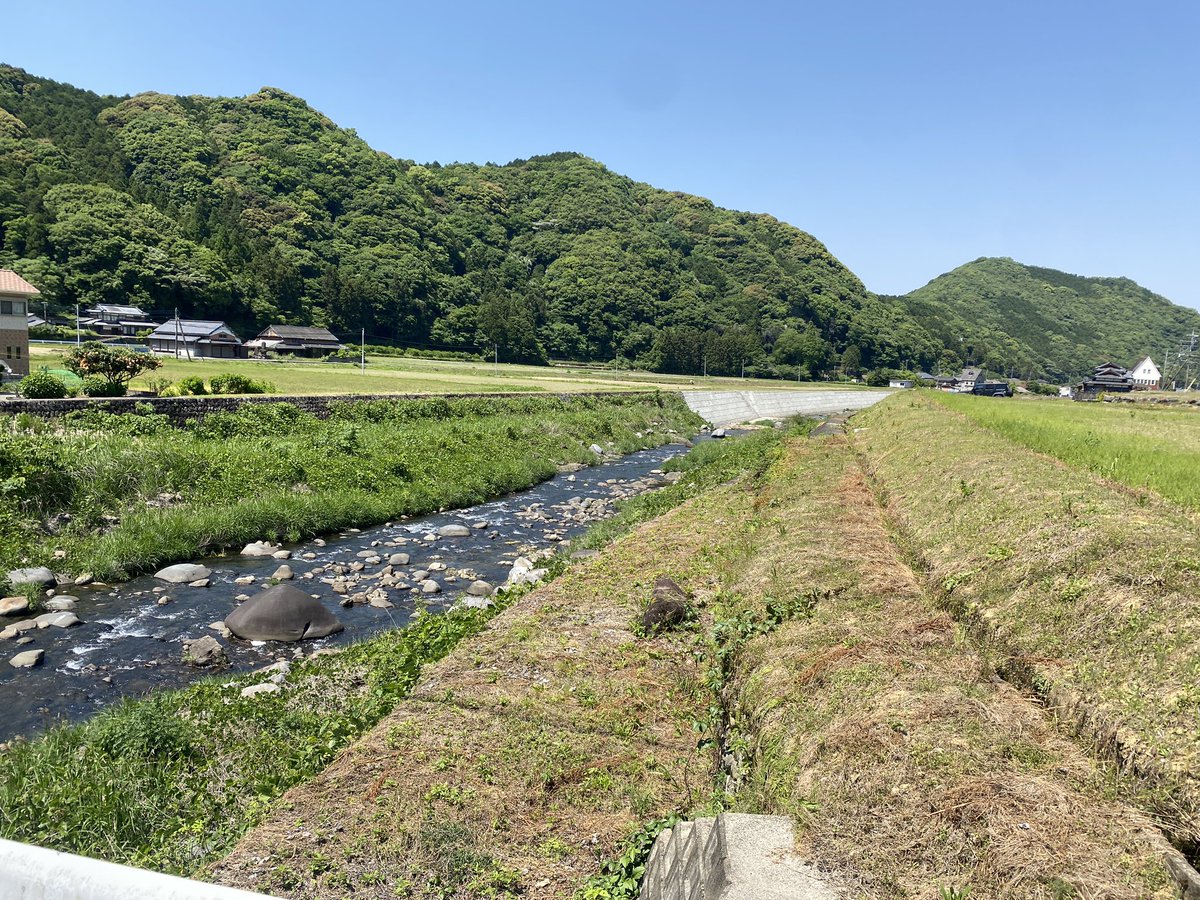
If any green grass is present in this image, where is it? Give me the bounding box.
[27,343,882,397]
[0,393,702,583]
[933,392,1200,507]
[0,424,788,877]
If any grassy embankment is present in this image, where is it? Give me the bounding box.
[0,424,791,880]
[26,343,878,397]
[0,393,701,585]
[851,392,1200,850]
[936,391,1200,508]
[212,423,1185,899]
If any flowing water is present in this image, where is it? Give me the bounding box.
[0,438,711,741]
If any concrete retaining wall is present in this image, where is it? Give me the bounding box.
[682,390,889,427]
[639,817,725,900]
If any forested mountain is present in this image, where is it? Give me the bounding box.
[893,258,1200,382]
[1,64,1195,380]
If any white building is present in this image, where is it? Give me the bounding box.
[1129,356,1161,389]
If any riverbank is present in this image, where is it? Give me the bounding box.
[0,393,702,585]
[0,426,792,877]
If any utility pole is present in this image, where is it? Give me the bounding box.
[173,308,181,359]
[494,344,499,369]
[741,358,745,379]
[702,353,707,378]
[360,328,365,374]
[75,303,80,346]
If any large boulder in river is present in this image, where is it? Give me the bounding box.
[225,584,344,642]
[155,563,212,584]
[7,567,55,588]
[241,541,282,558]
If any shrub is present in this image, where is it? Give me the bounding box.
[64,342,161,387]
[17,372,68,400]
[144,377,172,396]
[174,376,208,396]
[209,373,275,395]
[81,375,127,398]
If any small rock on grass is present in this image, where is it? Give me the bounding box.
[9,649,44,668]
[240,682,280,698]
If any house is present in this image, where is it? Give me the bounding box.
[1129,356,1161,390]
[888,379,914,389]
[80,304,160,337]
[245,324,343,358]
[148,319,244,359]
[0,269,38,376]
[955,366,984,391]
[1077,361,1134,397]
[933,375,958,390]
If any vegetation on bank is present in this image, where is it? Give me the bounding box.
[0,421,789,879]
[853,393,1200,847]
[0,392,701,585]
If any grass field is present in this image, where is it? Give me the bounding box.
[934,391,1200,508]
[27,343,877,396]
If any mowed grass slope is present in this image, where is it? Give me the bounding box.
[723,436,1178,898]
[852,393,1200,846]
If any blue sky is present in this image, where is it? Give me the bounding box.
[6,0,1199,306]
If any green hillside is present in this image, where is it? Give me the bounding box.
[895,257,1200,382]
[0,64,934,376]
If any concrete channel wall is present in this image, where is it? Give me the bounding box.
[0,837,275,900]
[682,390,889,427]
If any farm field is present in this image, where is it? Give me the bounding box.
[934,391,1200,508]
[26,343,874,396]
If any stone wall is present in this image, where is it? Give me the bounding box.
[0,390,670,427]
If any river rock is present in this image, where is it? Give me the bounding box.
[466,580,494,597]
[0,597,29,617]
[711,428,727,439]
[74,573,94,586]
[189,578,211,588]
[367,589,393,608]
[35,611,80,628]
[420,579,442,594]
[44,597,77,612]
[155,563,212,584]
[7,567,55,588]
[438,524,472,538]
[271,564,294,580]
[9,649,44,669]
[209,621,232,639]
[241,541,281,557]
[271,550,292,560]
[225,584,344,642]
[588,444,604,456]
[183,635,227,667]
[642,576,690,634]
[235,575,256,586]
[389,553,410,566]
[240,682,280,698]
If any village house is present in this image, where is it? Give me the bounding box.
[148,318,244,359]
[1077,361,1134,396]
[79,303,161,337]
[0,269,38,377]
[245,324,343,358]
[1129,356,1161,389]
[955,366,983,391]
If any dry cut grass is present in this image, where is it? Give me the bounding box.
[721,437,1179,898]
[851,394,1200,847]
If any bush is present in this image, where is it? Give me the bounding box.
[17,372,68,399]
[174,376,208,396]
[209,373,275,395]
[81,375,126,398]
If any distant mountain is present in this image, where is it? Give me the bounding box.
[892,258,1200,382]
[1,65,1193,381]
[0,64,934,375]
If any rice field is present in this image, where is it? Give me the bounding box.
[934,392,1200,508]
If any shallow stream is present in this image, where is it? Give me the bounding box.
[0,438,708,741]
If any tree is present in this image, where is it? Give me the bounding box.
[65,342,162,393]
[841,344,862,377]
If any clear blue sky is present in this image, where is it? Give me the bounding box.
[6,0,1199,306]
